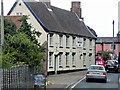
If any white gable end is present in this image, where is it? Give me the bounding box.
[9,0,47,45]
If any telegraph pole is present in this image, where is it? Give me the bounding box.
[0,0,4,60]
[112,20,115,59]
[0,0,4,67]
[0,0,4,89]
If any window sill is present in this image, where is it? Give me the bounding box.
[49,67,53,68]
[66,66,70,68]
[72,65,76,67]
[72,47,76,49]
[49,45,54,47]
[59,46,63,48]
[66,46,70,48]
[59,66,63,68]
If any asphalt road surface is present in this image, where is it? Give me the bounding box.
[71,73,119,90]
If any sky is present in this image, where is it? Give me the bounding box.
[2,0,120,37]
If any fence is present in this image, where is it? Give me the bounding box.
[2,65,38,90]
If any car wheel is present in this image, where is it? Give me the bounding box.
[116,70,118,73]
[117,69,120,73]
[104,79,107,83]
[86,79,89,82]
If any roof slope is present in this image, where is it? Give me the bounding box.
[96,37,118,43]
[8,1,96,38]
[51,6,96,38]
[26,2,64,33]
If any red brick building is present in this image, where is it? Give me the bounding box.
[96,33,120,57]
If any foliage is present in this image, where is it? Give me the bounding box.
[2,16,45,68]
[102,51,111,61]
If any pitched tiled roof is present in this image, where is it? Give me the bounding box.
[96,37,118,43]
[8,1,96,39]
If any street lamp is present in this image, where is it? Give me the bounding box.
[112,20,115,58]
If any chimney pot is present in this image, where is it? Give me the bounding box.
[71,1,82,18]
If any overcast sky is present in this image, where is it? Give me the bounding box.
[2,0,120,37]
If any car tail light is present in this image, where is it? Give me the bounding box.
[116,65,119,68]
[86,72,90,74]
[102,72,106,75]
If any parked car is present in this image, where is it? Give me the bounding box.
[86,65,107,83]
[105,60,119,73]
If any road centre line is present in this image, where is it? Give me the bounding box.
[70,76,86,90]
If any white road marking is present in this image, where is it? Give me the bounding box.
[107,78,110,82]
[70,76,86,90]
[70,77,111,90]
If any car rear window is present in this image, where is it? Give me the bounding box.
[106,61,118,65]
[89,66,104,70]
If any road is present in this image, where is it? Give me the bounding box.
[71,73,120,90]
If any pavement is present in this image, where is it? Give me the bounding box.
[46,70,86,90]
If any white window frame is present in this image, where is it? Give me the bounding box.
[59,53,63,66]
[59,35,63,47]
[49,33,53,46]
[66,53,69,66]
[89,54,92,65]
[83,54,86,67]
[83,38,86,48]
[72,53,76,65]
[72,37,76,48]
[89,39,92,48]
[66,36,69,47]
[110,44,116,50]
[49,52,53,67]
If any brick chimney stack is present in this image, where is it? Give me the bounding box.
[71,1,82,18]
[39,0,51,8]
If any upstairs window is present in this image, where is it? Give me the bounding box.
[59,35,63,47]
[72,37,76,48]
[83,38,86,48]
[49,33,54,47]
[110,44,116,50]
[66,36,69,48]
[89,39,92,47]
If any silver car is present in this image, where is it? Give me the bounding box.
[86,65,107,83]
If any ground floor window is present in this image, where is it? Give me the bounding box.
[66,52,69,67]
[49,52,53,67]
[59,53,63,67]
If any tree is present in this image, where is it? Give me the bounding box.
[102,51,111,61]
[2,16,45,68]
